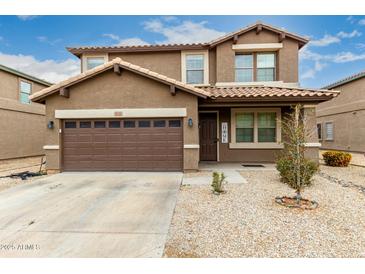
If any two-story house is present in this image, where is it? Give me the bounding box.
[0,64,51,160]
[317,70,365,154]
[30,22,338,172]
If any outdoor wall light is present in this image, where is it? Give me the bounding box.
[47,120,54,129]
[188,118,193,127]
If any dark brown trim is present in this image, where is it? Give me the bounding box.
[59,88,69,98]
[233,34,239,44]
[170,85,176,96]
[113,63,122,76]
[279,32,286,42]
[256,24,262,34]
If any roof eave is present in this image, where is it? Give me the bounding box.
[203,95,336,103]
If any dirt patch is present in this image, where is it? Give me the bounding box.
[0,156,47,192]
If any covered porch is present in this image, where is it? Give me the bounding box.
[197,85,338,165]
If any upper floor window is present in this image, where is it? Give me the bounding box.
[235,54,253,82]
[257,53,276,81]
[19,80,31,104]
[234,52,276,82]
[86,57,105,70]
[186,54,204,84]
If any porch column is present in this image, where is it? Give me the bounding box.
[303,105,320,162]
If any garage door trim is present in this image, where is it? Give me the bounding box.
[55,108,187,119]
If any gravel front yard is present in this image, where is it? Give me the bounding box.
[164,169,365,258]
[320,165,365,187]
[0,156,47,192]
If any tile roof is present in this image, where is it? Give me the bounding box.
[201,86,339,100]
[30,58,338,103]
[0,64,52,86]
[67,21,309,56]
[29,58,210,102]
[67,43,208,56]
[322,70,365,89]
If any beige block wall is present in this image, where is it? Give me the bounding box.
[0,98,45,160]
[44,69,199,171]
[215,29,299,83]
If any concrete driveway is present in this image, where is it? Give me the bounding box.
[0,172,182,257]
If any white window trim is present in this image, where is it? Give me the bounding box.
[235,54,254,82]
[181,50,209,86]
[325,122,334,141]
[230,108,283,149]
[19,79,32,104]
[81,53,108,72]
[256,53,276,82]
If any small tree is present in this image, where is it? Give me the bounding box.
[276,104,318,202]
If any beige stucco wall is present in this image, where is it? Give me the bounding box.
[0,69,47,101]
[215,29,299,83]
[43,69,199,171]
[0,69,48,160]
[108,51,182,81]
[0,98,45,160]
[317,77,365,153]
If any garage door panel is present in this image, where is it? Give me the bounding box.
[93,134,107,142]
[63,119,182,171]
[107,134,122,142]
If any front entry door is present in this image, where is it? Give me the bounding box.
[199,113,217,161]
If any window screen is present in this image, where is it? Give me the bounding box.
[186,54,204,84]
[20,81,31,104]
[235,54,253,82]
[236,113,254,142]
[257,112,276,142]
[257,53,275,81]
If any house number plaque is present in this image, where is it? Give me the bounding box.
[221,122,228,143]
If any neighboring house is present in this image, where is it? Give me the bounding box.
[30,22,337,173]
[0,64,51,160]
[317,70,365,153]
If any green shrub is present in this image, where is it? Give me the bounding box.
[211,171,226,193]
[322,151,352,167]
[276,157,318,190]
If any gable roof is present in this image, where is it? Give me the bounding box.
[29,58,210,102]
[67,21,309,57]
[208,21,309,48]
[322,70,365,89]
[0,63,52,87]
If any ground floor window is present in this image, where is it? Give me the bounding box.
[325,122,334,141]
[230,108,282,149]
[317,123,322,140]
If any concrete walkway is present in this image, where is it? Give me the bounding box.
[0,172,182,257]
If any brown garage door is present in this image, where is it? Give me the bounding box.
[62,119,183,171]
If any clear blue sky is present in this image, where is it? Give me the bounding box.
[0,15,364,88]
